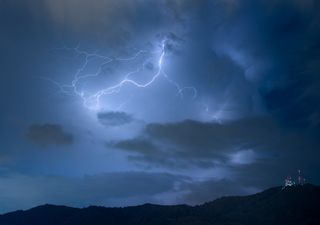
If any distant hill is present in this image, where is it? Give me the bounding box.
[1,184,319,225]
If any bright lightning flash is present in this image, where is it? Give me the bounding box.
[43,38,197,111]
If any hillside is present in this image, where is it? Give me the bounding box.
[0,184,319,225]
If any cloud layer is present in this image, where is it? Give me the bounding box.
[114,117,280,168]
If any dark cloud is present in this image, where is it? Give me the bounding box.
[113,117,278,168]
[25,124,73,147]
[115,138,158,154]
[114,117,320,174]
[209,0,320,134]
[2,0,182,48]
[97,111,134,127]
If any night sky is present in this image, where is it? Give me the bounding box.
[1,0,320,213]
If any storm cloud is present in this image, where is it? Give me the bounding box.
[114,117,277,168]
[97,111,134,127]
[25,124,73,147]
[1,0,320,214]
[114,117,320,180]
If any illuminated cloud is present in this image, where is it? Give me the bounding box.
[229,149,256,165]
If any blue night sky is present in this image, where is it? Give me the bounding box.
[1,0,320,213]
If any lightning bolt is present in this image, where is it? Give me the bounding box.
[42,38,197,110]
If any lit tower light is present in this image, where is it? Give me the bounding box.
[297,169,306,185]
[283,170,306,189]
[284,176,295,187]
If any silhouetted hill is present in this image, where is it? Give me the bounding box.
[1,184,319,225]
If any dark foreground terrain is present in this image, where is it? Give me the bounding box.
[1,184,319,225]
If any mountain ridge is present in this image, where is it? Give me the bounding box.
[1,184,319,225]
